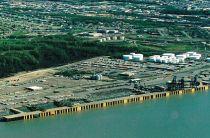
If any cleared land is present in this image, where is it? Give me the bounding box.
[0,56,210,117]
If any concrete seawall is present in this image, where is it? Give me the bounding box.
[2,85,209,122]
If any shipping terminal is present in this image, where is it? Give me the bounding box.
[1,51,210,122]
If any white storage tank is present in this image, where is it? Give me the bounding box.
[162,53,175,58]
[167,58,173,63]
[91,74,103,80]
[156,57,163,63]
[132,54,143,62]
[194,54,202,58]
[162,56,169,59]
[170,58,178,64]
[134,54,143,57]
[102,38,106,42]
[111,36,117,40]
[153,55,161,58]
[123,55,132,61]
[183,53,190,58]
[162,58,168,64]
[98,74,103,80]
[176,59,180,64]
[130,53,136,56]
[176,54,187,59]
[188,55,201,60]
[178,58,185,63]
[106,37,111,41]
[133,56,143,62]
[153,55,161,62]
[99,39,103,42]
[118,36,125,40]
[148,56,156,62]
[186,52,197,56]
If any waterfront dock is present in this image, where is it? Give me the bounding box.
[2,85,208,122]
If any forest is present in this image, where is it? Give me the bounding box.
[0,33,201,77]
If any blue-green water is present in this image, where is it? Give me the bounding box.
[1,91,210,138]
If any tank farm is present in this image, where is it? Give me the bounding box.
[2,85,209,122]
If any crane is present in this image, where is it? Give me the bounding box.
[166,75,199,91]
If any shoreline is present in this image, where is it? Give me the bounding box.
[2,85,209,122]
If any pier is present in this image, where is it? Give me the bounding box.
[2,85,209,122]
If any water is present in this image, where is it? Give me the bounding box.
[1,91,210,138]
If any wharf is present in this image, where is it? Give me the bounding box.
[10,108,24,114]
[2,85,209,122]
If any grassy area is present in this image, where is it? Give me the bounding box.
[163,44,193,52]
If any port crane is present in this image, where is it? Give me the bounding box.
[166,75,200,91]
